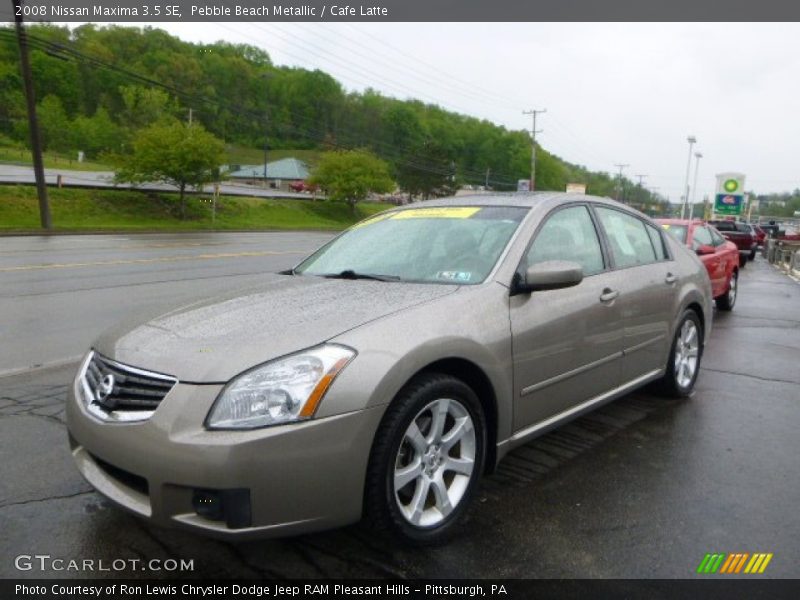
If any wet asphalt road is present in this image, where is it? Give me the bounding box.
[0,234,798,579]
[0,232,334,375]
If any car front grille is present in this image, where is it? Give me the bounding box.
[79,351,177,422]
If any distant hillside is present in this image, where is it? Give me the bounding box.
[0,24,658,202]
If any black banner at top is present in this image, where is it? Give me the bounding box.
[4,0,800,23]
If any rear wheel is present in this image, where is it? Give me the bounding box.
[715,270,738,311]
[365,373,486,544]
[749,249,756,261]
[653,310,703,397]
[739,254,748,268]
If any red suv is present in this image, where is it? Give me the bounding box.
[657,219,740,311]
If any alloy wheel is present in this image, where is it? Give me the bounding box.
[393,398,476,527]
[728,274,738,306]
[674,320,700,389]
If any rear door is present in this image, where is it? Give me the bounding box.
[510,204,623,431]
[593,206,679,383]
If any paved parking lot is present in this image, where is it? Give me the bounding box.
[1,235,798,579]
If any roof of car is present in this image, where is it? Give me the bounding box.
[403,191,632,212]
[654,218,704,225]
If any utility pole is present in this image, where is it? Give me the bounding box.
[635,174,647,205]
[188,108,193,125]
[262,115,269,188]
[14,0,51,230]
[485,167,490,190]
[522,108,546,191]
[614,164,629,202]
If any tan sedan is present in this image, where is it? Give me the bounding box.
[67,193,712,543]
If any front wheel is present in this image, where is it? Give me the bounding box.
[715,270,738,311]
[365,373,486,544]
[653,310,703,397]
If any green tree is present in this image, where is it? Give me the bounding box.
[395,138,458,200]
[37,95,72,153]
[73,108,122,157]
[115,119,225,219]
[309,149,394,211]
[119,85,176,130]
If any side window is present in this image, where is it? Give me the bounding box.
[595,207,657,268]
[709,227,726,247]
[645,223,669,260]
[692,226,713,250]
[525,205,605,276]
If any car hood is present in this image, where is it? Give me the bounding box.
[95,275,457,382]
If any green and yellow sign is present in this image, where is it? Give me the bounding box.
[714,172,746,216]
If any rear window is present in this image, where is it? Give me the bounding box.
[710,220,736,232]
[661,223,688,244]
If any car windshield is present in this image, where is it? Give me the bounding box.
[295,206,528,284]
[660,223,688,244]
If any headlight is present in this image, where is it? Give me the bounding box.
[205,344,355,429]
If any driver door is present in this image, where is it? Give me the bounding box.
[510,204,623,432]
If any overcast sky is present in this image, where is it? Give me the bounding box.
[123,22,800,199]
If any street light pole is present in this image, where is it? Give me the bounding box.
[681,135,696,219]
[689,152,703,220]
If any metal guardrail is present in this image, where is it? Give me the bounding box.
[765,238,800,278]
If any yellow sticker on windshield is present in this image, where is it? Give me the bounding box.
[391,207,481,220]
[350,211,392,229]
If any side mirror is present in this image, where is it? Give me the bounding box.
[515,260,584,294]
[695,244,715,256]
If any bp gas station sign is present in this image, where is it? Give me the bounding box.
[714,173,746,216]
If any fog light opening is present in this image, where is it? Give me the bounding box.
[191,488,251,529]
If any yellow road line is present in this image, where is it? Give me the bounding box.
[0,250,305,272]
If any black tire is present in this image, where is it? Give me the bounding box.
[715,270,738,311]
[653,309,704,398]
[749,249,756,261]
[739,255,747,268]
[364,373,486,544]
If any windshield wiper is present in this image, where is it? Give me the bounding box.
[322,269,401,282]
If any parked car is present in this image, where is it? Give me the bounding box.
[67,193,712,543]
[707,219,757,264]
[289,180,318,193]
[758,222,781,239]
[752,224,767,247]
[657,219,739,311]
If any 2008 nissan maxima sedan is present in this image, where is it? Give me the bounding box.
[67,192,712,543]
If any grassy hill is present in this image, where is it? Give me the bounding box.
[0,185,387,232]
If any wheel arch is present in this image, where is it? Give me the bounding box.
[411,357,499,474]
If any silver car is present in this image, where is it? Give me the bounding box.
[67,193,712,543]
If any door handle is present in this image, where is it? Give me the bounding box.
[665,273,677,284]
[599,288,619,302]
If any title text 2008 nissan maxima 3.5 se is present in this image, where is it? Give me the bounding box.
[67,192,712,543]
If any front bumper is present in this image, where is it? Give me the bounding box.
[66,374,385,540]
